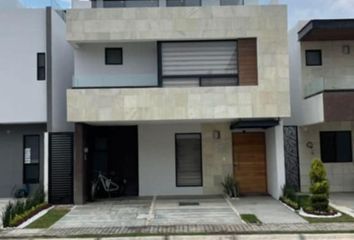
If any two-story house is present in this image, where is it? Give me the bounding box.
[0,0,73,198]
[56,0,290,204]
[286,19,354,193]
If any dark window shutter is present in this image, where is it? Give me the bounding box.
[49,133,73,204]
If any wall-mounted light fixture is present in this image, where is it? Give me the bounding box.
[342,45,351,55]
[213,130,221,140]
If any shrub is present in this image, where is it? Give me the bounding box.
[309,159,329,213]
[221,175,238,198]
[280,196,300,210]
[2,186,47,228]
[281,184,296,201]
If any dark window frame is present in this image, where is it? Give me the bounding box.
[23,135,40,184]
[158,40,239,87]
[175,133,203,187]
[305,49,322,66]
[320,131,353,163]
[37,53,46,81]
[105,48,123,65]
[220,0,245,5]
[166,0,202,7]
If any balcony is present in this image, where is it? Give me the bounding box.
[304,77,354,98]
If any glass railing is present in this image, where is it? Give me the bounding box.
[90,0,246,8]
[304,78,354,98]
[73,74,158,88]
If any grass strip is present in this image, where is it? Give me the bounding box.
[240,214,262,224]
[26,208,70,229]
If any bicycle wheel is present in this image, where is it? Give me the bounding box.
[91,181,97,201]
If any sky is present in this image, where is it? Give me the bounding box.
[20,0,354,29]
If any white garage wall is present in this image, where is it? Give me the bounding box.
[138,123,203,196]
[266,121,286,199]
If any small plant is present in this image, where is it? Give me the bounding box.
[308,159,330,213]
[281,184,296,201]
[241,214,262,224]
[221,175,238,198]
[280,196,300,210]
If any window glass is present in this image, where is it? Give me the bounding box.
[167,0,201,7]
[24,135,40,183]
[220,0,244,5]
[105,48,123,65]
[175,133,202,187]
[306,50,322,66]
[37,53,45,80]
[320,131,352,163]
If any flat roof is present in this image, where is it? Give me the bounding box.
[298,19,354,41]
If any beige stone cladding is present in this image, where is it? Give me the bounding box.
[298,121,354,192]
[66,5,290,123]
[201,122,233,194]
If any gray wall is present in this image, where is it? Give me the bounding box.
[49,9,75,132]
[0,9,47,124]
[0,124,46,197]
[74,42,158,87]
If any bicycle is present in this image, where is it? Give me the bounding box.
[91,172,125,201]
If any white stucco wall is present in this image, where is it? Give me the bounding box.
[51,9,75,132]
[74,42,158,87]
[0,9,46,123]
[266,122,286,199]
[138,123,203,196]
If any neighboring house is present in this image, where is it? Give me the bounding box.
[286,19,354,193]
[0,1,73,198]
[62,0,290,204]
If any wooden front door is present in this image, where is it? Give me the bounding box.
[232,132,267,195]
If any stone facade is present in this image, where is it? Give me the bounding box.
[201,122,233,194]
[66,5,290,123]
[298,121,354,192]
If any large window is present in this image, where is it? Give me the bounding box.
[23,135,40,184]
[37,53,45,80]
[305,50,322,66]
[166,0,201,7]
[93,0,159,8]
[160,41,238,87]
[105,48,123,65]
[220,0,244,5]
[175,133,202,187]
[320,131,352,163]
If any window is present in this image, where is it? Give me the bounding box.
[175,133,202,187]
[305,50,322,66]
[105,48,123,65]
[23,135,40,184]
[320,131,352,163]
[37,53,45,80]
[166,0,201,7]
[160,41,238,87]
[220,0,244,5]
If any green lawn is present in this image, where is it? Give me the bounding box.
[26,208,70,229]
[240,214,262,224]
[303,211,354,223]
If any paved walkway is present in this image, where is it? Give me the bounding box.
[330,193,354,217]
[231,196,307,224]
[52,195,304,228]
[1,234,354,240]
[2,223,354,238]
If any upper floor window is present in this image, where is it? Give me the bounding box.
[105,48,123,65]
[305,50,322,66]
[159,41,238,87]
[37,53,45,81]
[93,0,159,8]
[166,0,201,7]
[220,0,244,5]
[320,131,352,163]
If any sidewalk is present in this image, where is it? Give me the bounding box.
[2,223,354,238]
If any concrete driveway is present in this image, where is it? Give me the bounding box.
[52,195,304,229]
[330,193,354,217]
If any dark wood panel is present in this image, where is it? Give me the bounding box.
[232,132,267,195]
[324,91,354,121]
[238,38,258,86]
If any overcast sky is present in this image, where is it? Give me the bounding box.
[21,0,354,29]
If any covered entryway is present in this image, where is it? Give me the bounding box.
[86,126,139,199]
[232,132,267,195]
